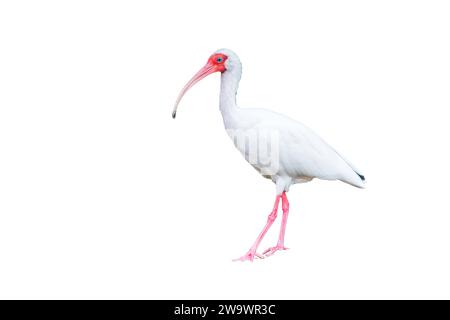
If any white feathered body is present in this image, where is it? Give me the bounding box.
[217,49,365,194]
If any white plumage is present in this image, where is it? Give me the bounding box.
[173,48,365,261]
[215,49,365,194]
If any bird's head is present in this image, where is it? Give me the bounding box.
[172,49,240,119]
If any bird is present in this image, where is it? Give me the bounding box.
[172,49,365,262]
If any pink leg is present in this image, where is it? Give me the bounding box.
[233,195,281,262]
[263,192,290,257]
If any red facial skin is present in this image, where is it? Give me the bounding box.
[172,53,229,118]
[208,53,228,73]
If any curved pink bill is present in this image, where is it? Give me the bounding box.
[172,62,219,119]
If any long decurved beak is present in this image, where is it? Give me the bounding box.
[172,61,220,119]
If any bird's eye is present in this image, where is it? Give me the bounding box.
[216,57,223,63]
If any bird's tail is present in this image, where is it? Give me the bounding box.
[338,153,366,188]
[353,170,366,188]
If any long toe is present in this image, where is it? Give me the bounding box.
[233,251,264,262]
[263,246,288,257]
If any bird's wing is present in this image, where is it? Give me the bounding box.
[255,110,365,188]
[329,148,365,183]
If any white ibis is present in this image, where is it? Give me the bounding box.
[172,49,365,262]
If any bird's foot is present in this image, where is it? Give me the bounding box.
[233,250,264,262]
[262,245,288,257]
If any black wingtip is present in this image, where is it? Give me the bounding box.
[172,111,177,119]
[357,173,365,181]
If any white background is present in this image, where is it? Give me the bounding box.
[1,1,449,299]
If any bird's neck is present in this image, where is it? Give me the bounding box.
[219,69,241,128]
